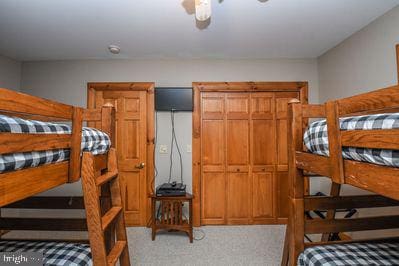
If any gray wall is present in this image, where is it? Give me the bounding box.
[317,5,399,238]
[318,6,399,102]
[20,58,319,195]
[0,55,21,90]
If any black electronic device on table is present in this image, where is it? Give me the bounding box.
[156,181,186,196]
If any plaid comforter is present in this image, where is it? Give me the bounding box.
[304,113,399,167]
[0,114,110,173]
[0,240,92,265]
[298,241,399,266]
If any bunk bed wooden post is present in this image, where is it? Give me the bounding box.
[319,100,345,241]
[69,107,84,182]
[287,100,305,266]
[325,101,345,184]
[99,105,117,253]
[71,105,117,252]
[101,105,116,147]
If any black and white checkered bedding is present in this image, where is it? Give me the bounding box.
[0,114,111,173]
[0,240,92,265]
[304,113,399,167]
[298,241,399,266]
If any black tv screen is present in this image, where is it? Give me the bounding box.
[155,87,193,111]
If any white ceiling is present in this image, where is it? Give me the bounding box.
[0,0,398,61]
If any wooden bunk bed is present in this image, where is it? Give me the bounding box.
[283,83,399,265]
[0,88,130,265]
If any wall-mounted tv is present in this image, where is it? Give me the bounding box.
[155,87,193,111]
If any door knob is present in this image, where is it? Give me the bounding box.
[135,162,145,169]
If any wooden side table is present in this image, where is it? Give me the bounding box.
[151,193,193,243]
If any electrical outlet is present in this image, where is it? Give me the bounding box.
[159,145,168,154]
[186,144,192,153]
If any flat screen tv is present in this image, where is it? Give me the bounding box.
[155,87,193,111]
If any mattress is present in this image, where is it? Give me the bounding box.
[0,114,111,173]
[304,113,399,168]
[0,240,92,266]
[298,241,399,266]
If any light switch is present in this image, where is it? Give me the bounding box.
[159,145,168,154]
[186,144,192,153]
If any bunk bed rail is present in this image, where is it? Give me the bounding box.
[301,85,399,119]
[336,85,399,115]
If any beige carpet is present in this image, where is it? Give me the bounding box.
[127,225,285,266]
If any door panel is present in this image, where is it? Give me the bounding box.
[119,171,140,211]
[124,120,139,160]
[225,94,251,224]
[89,87,148,226]
[201,172,225,224]
[251,93,274,119]
[125,97,140,112]
[252,119,275,166]
[202,93,224,120]
[277,119,288,166]
[202,120,224,169]
[227,172,250,223]
[226,93,250,120]
[201,94,226,224]
[252,171,274,218]
[227,120,249,166]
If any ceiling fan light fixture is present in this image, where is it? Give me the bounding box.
[195,0,211,21]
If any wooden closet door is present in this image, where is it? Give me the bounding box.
[201,93,226,225]
[199,87,304,225]
[194,82,307,226]
[226,93,251,224]
[89,89,148,226]
[275,92,300,218]
[251,93,275,222]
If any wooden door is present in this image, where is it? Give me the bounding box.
[275,92,300,218]
[201,93,226,225]
[226,93,251,224]
[251,93,275,222]
[87,83,155,226]
[193,82,308,226]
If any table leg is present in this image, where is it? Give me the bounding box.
[152,198,156,241]
[189,199,193,243]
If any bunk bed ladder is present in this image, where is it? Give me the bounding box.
[81,148,130,266]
